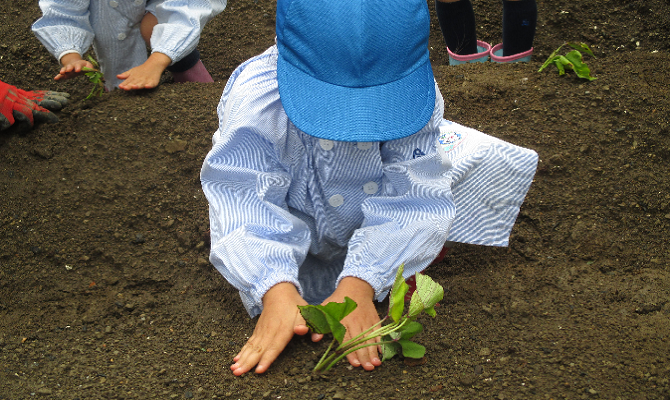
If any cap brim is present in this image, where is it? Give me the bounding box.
[277,55,436,142]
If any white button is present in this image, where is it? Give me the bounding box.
[363,181,378,194]
[109,0,119,7]
[117,33,126,40]
[134,0,143,5]
[319,139,334,151]
[357,142,372,150]
[328,194,344,207]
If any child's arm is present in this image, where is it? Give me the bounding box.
[32,1,95,79]
[231,282,310,376]
[315,277,382,370]
[55,53,94,81]
[147,0,226,71]
[116,52,172,91]
[201,47,312,374]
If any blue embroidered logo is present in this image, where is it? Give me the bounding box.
[438,130,464,153]
[413,148,426,159]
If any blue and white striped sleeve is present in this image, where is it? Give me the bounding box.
[149,0,227,64]
[200,50,311,317]
[32,0,95,61]
[339,121,458,300]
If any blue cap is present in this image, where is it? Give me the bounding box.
[276,0,435,142]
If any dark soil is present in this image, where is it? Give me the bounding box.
[2,1,670,399]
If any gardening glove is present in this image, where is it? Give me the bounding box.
[16,88,70,111]
[0,80,64,130]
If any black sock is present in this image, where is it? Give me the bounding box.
[435,0,478,55]
[502,0,537,56]
[167,49,200,73]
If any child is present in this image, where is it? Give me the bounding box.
[435,0,537,64]
[200,0,538,375]
[32,0,226,91]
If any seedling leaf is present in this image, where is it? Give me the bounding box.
[81,55,105,99]
[567,42,595,58]
[538,42,596,81]
[397,339,426,359]
[298,305,332,334]
[298,297,357,344]
[554,56,569,75]
[381,335,401,361]
[408,273,443,318]
[398,321,423,340]
[564,50,596,81]
[321,296,357,321]
[86,54,100,69]
[389,264,409,322]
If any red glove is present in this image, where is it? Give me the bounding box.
[16,88,70,111]
[0,81,16,129]
[1,80,69,131]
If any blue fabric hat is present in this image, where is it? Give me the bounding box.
[276,0,436,142]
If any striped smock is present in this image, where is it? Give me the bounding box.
[200,46,538,317]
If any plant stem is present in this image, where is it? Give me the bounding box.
[333,316,387,352]
[314,339,336,371]
[321,340,395,372]
[334,317,405,353]
[314,318,410,371]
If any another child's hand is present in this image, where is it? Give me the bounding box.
[1,80,65,130]
[231,282,309,376]
[117,52,171,91]
[316,277,382,371]
[55,54,93,81]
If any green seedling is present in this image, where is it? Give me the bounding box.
[298,264,444,372]
[538,42,597,81]
[81,55,105,99]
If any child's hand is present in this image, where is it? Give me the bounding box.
[316,277,382,371]
[55,54,93,81]
[231,282,310,376]
[117,52,171,91]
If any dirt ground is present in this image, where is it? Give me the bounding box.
[1,0,669,399]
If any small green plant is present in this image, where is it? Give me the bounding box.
[538,42,597,81]
[81,55,105,99]
[298,264,443,372]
